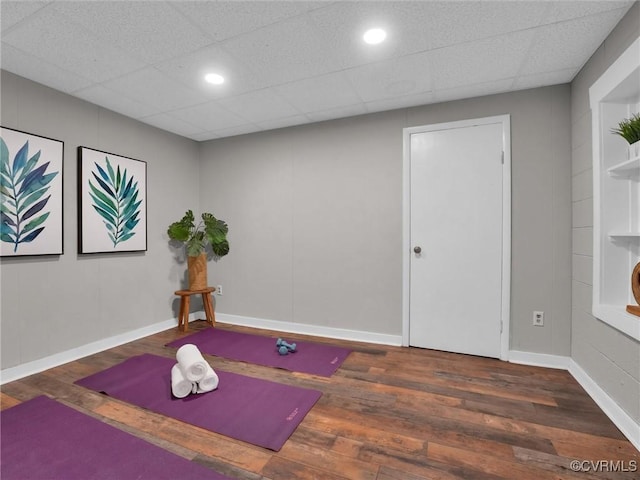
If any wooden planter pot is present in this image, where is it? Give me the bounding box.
[187,253,208,290]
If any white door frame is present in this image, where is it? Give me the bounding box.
[401,114,511,360]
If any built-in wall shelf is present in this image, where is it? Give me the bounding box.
[594,305,640,341]
[607,156,640,176]
[590,37,640,342]
[609,232,640,238]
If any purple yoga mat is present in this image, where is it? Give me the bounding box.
[75,354,321,451]
[166,328,351,377]
[0,395,231,480]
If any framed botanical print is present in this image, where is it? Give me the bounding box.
[1,127,64,257]
[78,147,147,254]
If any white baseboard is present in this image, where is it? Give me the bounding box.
[508,350,571,370]
[569,359,640,452]
[0,312,400,385]
[216,312,403,346]
[508,350,639,452]
[0,316,186,385]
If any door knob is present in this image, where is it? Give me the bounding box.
[414,246,422,254]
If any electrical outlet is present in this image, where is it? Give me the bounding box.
[533,311,544,327]
[216,284,223,295]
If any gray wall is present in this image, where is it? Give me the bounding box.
[0,72,575,370]
[570,3,640,423]
[0,71,201,369]
[200,84,573,355]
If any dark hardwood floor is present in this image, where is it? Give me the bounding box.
[2,320,638,479]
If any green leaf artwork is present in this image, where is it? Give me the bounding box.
[0,138,58,252]
[88,156,142,248]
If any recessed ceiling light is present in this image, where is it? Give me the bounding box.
[205,73,224,85]
[363,28,386,45]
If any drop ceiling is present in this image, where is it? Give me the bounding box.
[0,1,634,141]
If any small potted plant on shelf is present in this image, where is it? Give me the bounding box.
[611,112,640,159]
[167,210,229,290]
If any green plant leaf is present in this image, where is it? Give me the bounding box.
[167,210,195,243]
[1,203,16,218]
[22,212,50,234]
[0,139,9,176]
[167,209,229,258]
[12,142,28,176]
[89,182,117,213]
[89,192,118,218]
[106,157,116,184]
[15,151,41,184]
[88,157,142,248]
[19,226,44,244]
[92,171,115,198]
[0,183,14,200]
[119,232,136,243]
[611,112,640,144]
[18,162,50,195]
[17,187,50,214]
[186,238,205,257]
[18,172,56,198]
[211,239,230,257]
[0,138,58,252]
[21,196,50,221]
[93,204,116,225]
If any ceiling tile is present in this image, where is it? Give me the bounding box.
[209,123,263,139]
[544,1,632,23]
[419,1,549,51]
[170,1,327,42]
[433,78,515,104]
[344,51,433,103]
[256,114,311,132]
[188,131,222,142]
[0,1,49,33]
[1,43,93,94]
[51,1,213,64]
[218,89,300,123]
[512,68,578,91]
[2,7,141,83]
[220,12,342,87]
[154,44,264,99]
[306,2,432,69]
[170,101,249,132]
[520,8,630,75]
[138,112,207,137]
[430,29,536,90]
[273,72,363,113]
[365,91,435,113]
[100,67,203,112]
[74,84,161,119]
[306,103,369,123]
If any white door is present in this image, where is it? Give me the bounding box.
[408,117,509,358]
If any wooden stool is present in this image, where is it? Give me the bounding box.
[175,287,216,332]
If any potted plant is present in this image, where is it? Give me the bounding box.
[167,210,229,290]
[611,112,640,159]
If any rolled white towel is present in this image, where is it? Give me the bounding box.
[176,344,209,382]
[196,363,219,393]
[171,363,194,399]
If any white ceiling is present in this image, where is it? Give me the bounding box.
[1,1,634,141]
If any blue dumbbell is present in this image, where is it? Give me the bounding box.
[278,345,289,355]
[276,338,297,352]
